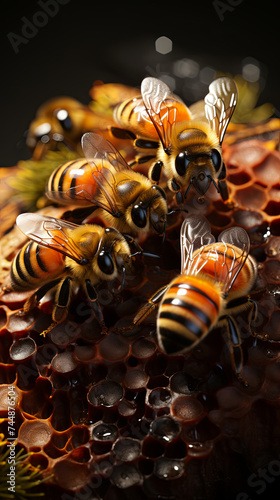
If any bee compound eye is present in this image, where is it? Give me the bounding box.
[97,251,114,275]
[56,109,72,131]
[131,205,147,228]
[175,152,190,177]
[211,149,222,172]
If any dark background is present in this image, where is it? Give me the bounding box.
[1,0,278,166]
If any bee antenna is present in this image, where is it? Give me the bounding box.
[207,175,220,194]
[117,265,126,292]
[167,207,188,216]
[130,250,161,259]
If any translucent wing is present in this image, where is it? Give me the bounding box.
[180,215,215,275]
[79,132,129,215]
[82,132,128,172]
[217,226,250,296]
[141,77,191,153]
[204,77,238,143]
[47,133,136,216]
[16,213,85,264]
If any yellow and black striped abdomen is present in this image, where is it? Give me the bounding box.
[114,97,159,141]
[11,241,65,291]
[47,159,101,206]
[158,275,223,354]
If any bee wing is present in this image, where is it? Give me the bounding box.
[141,77,191,152]
[217,226,250,296]
[180,215,215,275]
[82,132,128,172]
[16,213,85,264]
[80,132,128,216]
[204,77,238,143]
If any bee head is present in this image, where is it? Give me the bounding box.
[129,185,167,235]
[96,228,131,280]
[174,148,222,197]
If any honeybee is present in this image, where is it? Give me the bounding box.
[46,132,169,236]
[26,97,105,161]
[10,213,133,336]
[132,215,257,385]
[112,77,238,204]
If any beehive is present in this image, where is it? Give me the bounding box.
[1,127,280,500]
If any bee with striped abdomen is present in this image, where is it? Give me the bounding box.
[46,132,169,236]
[132,215,257,385]
[10,213,133,336]
[26,97,103,160]
[111,76,238,204]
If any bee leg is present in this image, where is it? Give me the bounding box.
[218,178,230,203]
[218,163,235,207]
[132,285,168,326]
[21,293,41,315]
[41,277,72,337]
[123,233,160,260]
[114,265,126,293]
[20,278,61,316]
[63,206,98,223]
[224,315,248,387]
[123,233,143,253]
[85,279,107,333]
[109,126,136,141]
[248,297,258,335]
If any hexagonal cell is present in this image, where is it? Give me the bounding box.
[234,185,267,210]
[0,384,21,414]
[207,211,231,228]
[233,209,263,228]
[224,140,270,169]
[227,171,252,185]
[113,437,141,461]
[110,463,142,488]
[269,186,280,204]
[171,396,205,422]
[124,369,149,390]
[148,388,172,408]
[98,333,129,361]
[88,380,124,407]
[270,218,280,236]
[10,337,36,361]
[154,457,184,480]
[264,201,280,216]
[18,420,52,449]
[253,153,280,187]
[150,417,180,443]
[52,458,90,490]
[132,338,157,358]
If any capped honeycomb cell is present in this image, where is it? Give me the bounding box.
[171,396,205,422]
[18,420,52,448]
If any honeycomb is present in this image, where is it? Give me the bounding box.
[1,125,280,500]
